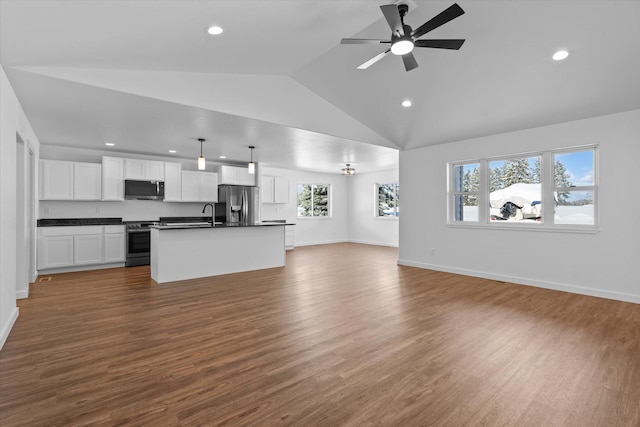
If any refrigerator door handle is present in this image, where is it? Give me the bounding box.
[242,189,247,224]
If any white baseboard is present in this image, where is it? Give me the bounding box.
[37,262,126,276]
[0,307,19,351]
[16,289,29,299]
[295,238,347,247]
[348,239,398,248]
[295,239,398,248]
[397,259,640,305]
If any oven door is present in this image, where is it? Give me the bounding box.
[126,229,151,266]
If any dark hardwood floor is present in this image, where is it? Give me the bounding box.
[1,243,639,426]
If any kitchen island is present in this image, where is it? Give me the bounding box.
[150,223,287,284]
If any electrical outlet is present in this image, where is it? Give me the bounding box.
[431,249,436,256]
[96,207,101,214]
[44,207,51,214]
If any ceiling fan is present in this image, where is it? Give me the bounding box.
[341,2,465,72]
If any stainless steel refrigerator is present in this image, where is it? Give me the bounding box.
[216,185,260,225]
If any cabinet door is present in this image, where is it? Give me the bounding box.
[237,167,256,186]
[74,163,102,200]
[144,161,165,181]
[102,157,125,200]
[40,160,74,200]
[218,165,237,184]
[104,233,125,263]
[200,172,218,202]
[285,225,295,250]
[74,235,104,265]
[37,236,74,269]
[124,159,145,180]
[181,171,200,202]
[163,162,182,202]
[273,177,289,204]
[261,176,275,203]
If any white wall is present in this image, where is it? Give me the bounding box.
[399,110,640,303]
[260,166,349,246]
[1,66,41,349]
[347,169,399,247]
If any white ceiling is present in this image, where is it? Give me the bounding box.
[1,0,639,174]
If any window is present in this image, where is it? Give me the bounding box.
[451,163,479,222]
[377,183,400,217]
[488,156,541,222]
[448,146,597,229]
[553,149,596,225]
[297,184,330,217]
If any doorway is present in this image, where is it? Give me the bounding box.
[15,135,36,298]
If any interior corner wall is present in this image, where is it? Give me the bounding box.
[398,109,640,304]
[259,166,349,246]
[347,169,399,247]
[0,65,41,350]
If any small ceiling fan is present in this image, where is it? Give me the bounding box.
[341,2,465,72]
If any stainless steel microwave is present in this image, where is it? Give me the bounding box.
[124,180,165,200]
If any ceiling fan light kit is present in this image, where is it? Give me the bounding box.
[342,164,356,176]
[341,2,466,72]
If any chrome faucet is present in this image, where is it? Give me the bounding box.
[202,203,215,227]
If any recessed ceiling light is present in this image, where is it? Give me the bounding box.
[552,50,569,61]
[402,100,412,107]
[105,143,115,146]
[206,25,223,36]
[219,155,227,159]
[169,150,176,153]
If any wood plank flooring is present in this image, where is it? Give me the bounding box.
[1,243,639,426]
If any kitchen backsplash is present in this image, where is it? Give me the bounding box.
[39,200,208,222]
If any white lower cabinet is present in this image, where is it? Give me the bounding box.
[38,235,74,269]
[104,226,125,263]
[74,234,103,265]
[285,225,295,250]
[38,225,125,271]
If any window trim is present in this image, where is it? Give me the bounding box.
[375,182,400,219]
[296,183,332,219]
[447,145,599,232]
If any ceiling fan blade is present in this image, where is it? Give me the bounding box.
[357,49,391,70]
[411,3,465,40]
[380,4,404,36]
[341,38,391,45]
[414,39,465,50]
[402,52,419,72]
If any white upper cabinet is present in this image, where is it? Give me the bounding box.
[262,176,289,204]
[262,176,275,203]
[124,159,164,181]
[102,156,125,201]
[273,176,290,204]
[40,160,74,200]
[181,171,218,202]
[218,165,255,186]
[40,160,101,200]
[74,163,102,200]
[163,162,182,202]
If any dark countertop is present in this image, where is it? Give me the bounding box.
[151,222,294,230]
[38,218,123,227]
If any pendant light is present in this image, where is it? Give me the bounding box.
[342,163,356,176]
[248,145,255,175]
[197,138,206,170]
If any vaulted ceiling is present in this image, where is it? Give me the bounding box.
[1,0,639,173]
